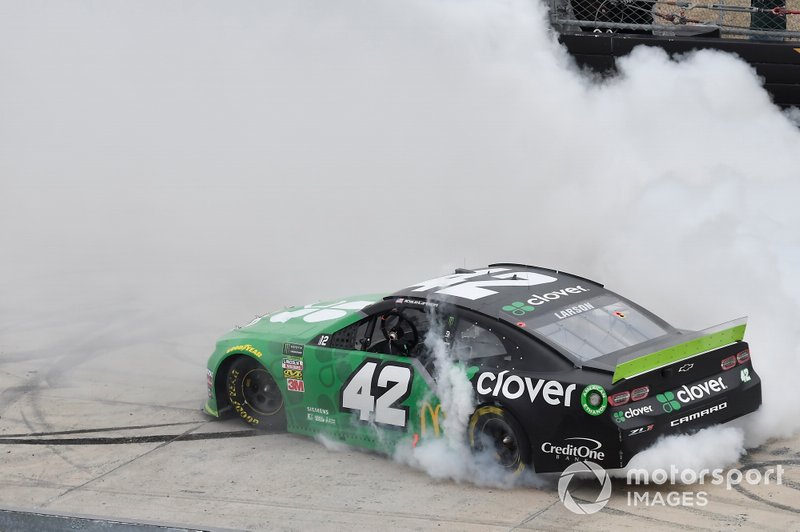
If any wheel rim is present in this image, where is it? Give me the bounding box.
[242,368,283,415]
[483,418,520,468]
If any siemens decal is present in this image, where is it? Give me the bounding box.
[671,402,728,427]
[527,285,590,307]
[677,377,728,404]
[541,437,605,461]
[476,371,576,406]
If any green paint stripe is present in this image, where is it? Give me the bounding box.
[612,323,746,383]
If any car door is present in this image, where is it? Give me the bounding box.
[291,301,441,453]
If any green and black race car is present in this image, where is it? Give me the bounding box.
[204,264,761,473]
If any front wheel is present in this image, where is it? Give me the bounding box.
[226,356,286,430]
[468,406,530,475]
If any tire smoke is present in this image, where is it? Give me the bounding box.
[2,0,799,483]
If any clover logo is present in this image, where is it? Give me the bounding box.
[502,301,535,316]
[656,391,681,413]
[268,300,374,324]
[613,411,626,423]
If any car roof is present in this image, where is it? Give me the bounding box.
[387,263,606,323]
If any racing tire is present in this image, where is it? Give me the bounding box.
[226,356,286,430]
[468,406,530,475]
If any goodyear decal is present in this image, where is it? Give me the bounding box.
[226,344,262,358]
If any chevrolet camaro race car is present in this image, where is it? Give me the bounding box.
[204,264,761,473]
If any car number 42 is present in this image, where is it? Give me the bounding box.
[339,359,413,428]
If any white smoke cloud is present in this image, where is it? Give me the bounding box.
[1,0,799,482]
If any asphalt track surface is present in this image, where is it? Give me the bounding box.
[1,320,799,531]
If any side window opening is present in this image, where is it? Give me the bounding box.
[329,317,375,351]
[452,321,507,361]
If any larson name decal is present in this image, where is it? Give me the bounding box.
[555,302,595,320]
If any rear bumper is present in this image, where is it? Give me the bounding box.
[618,364,761,467]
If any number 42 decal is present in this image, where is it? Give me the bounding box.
[340,359,413,428]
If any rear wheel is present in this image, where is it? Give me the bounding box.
[226,356,286,430]
[468,406,530,474]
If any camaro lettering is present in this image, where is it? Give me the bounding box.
[554,302,595,320]
[676,377,727,404]
[527,286,590,307]
[670,402,727,427]
[540,437,605,461]
[477,372,576,407]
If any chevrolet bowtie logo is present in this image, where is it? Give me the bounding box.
[678,363,694,372]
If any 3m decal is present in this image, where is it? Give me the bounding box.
[541,437,605,461]
[270,300,374,324]
[339,359,413,427]
[476,372,576,407]
[287,378,305,393]
[226,344,262,358]
[580,384,608,416]
[613,404,653,423]
[408,269,558,301]
[670,402,727,427]
[283,343,305,357]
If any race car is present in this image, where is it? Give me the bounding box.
[204,264,761,473]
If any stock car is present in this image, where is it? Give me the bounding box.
[204,264,761,473]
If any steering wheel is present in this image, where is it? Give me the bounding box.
[380,310,419,354]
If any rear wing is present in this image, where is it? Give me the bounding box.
[611,317,747,383]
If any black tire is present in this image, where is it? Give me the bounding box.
[468,406,530,474]
[226,356,286,430]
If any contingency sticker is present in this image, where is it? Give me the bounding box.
[283,343,304,357]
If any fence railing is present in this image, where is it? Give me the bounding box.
[549,0,800,39]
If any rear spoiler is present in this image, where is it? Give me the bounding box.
[611,317,747,383]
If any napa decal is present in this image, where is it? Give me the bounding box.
[476,371,576,406]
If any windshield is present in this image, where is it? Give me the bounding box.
[530,294,667,361]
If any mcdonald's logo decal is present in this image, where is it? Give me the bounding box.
[419,402,444,437]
